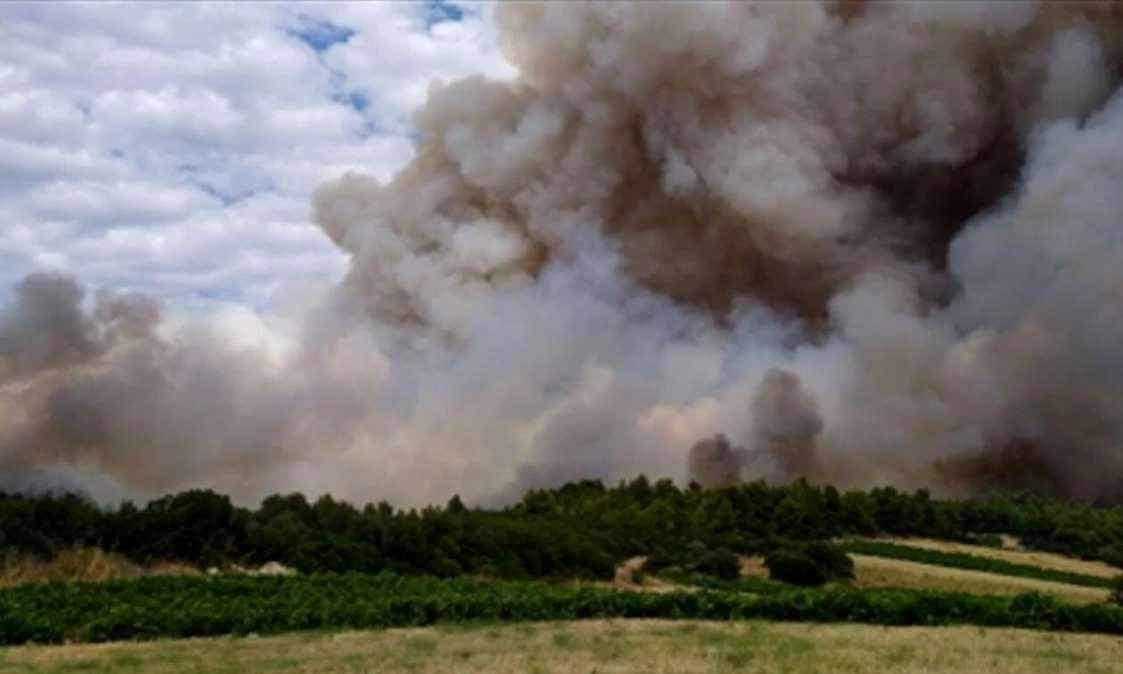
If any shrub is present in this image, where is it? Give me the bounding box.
[490,554,529,580]
[764,543,853,587]
[641,550,675,575]
[578,547,618,581]
[694,548,741,581]
[285,534,383,575]
[966,533,1004,549]
[643,545,740,581]
[765,549,828,586]
[430,555,462,578]
[685,540,708,557]
[1098,546,1123,571]
[1110,575,1123,606]
[801,542,855,581]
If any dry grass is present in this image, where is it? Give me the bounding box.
[4,619,1123,673]
[0,549,301,589]
[147,562,204,578]
[876,538,1120,579]
[851,555,1110,604]
[18,550,204,587]
[613,556,646,587]
[739,555,768,577]
[589,557,691,594]
[0,549,145,588]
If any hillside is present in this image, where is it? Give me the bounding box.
[3,479,1123,674]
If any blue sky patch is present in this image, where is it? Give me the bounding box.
[198,184,245,207]
[178,163,273,206]
[333,90,370,113]
[196,288,237,301]
[289,16,355,53]
[426,0,465,29]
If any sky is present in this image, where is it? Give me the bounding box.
[0,1,515,311]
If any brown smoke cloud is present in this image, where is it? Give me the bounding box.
[5,1,1123,505]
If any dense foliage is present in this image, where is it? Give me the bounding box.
[764,542,855,587]
[964,533,1005,549]
[841,541,1114,589]
[4,478,1123,578]
[653,570,791,596]
[764,550,828,586]
[3,574,1123,646]
[694,548,742,581]
[642,543,742,580]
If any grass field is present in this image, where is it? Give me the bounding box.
[849,554,1110,604]
[4,620,1123,674]
[879,538,1121,579]
[722,546,1113,604]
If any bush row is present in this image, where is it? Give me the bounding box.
[654,570,792,595]
[840,541,1113,589]
[4,574,1123,645]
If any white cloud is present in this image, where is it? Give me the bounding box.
[322,1,516,134]
[0,139,124,187]
[0,1,512,308]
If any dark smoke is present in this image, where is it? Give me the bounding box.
[5,2,1123,505]
[687,434,743,488]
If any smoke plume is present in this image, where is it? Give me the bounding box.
[5,1,1123,505]
[687,434,744,489]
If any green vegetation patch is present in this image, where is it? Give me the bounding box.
[4,573,1123,646]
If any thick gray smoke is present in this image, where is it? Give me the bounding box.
[5,1,1123,505]
[687,434,744,489]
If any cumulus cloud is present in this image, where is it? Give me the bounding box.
[0,1,508,305]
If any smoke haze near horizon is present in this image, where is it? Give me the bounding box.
[4,1,1123,506]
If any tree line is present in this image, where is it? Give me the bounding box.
[3,478,1123,579]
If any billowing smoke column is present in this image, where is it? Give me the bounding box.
[4,1,1123,505]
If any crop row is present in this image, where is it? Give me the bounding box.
[840,541,1114,589]
[3,573,1123,645]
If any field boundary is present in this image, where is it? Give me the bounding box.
[840,541,1115,589]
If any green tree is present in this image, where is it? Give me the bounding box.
[693,490,737,539]
[773,482,826,539]
[140,490,244,567]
